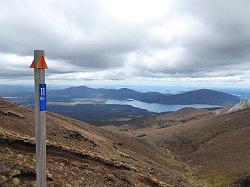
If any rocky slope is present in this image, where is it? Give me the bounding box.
[0,98,193,186]
[215,99,250,115]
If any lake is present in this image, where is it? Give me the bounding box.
[105,99,220,113]
[5,96,221,113]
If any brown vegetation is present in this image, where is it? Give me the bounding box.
[1,97,250,186]
[0,98,189,186]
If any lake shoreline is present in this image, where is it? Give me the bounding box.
[47,98,221,113]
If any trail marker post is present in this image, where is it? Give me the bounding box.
[30,50,48,187]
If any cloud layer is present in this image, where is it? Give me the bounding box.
[0,0,250,86]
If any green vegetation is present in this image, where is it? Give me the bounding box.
[162,149,232,187]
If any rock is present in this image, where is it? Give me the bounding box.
[59,162,64,167]
[29,165,35,170]
[0,175,7,183]
[12,169,21,177]
[47,172,53,179]
[12,178,20,185]
[17,154,23,158]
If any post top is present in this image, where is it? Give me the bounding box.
[30,50,48,69]
[34,49,45,53]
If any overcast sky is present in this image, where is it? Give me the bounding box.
[0,0,250,88]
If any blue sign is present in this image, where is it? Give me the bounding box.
[39,84,46,111]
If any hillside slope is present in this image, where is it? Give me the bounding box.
[142,108,250,186]
[0,98,192,186]
[104,105,250,186]
[103,108,215,132]
[215,99,250,115]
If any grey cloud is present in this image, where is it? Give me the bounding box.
[0,0,250,82]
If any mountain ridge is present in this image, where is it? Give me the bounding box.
[49,86,240,106]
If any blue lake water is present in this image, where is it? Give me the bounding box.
[106,99,221,113]
[3,96,221,113]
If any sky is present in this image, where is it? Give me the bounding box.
[0,0,250,88]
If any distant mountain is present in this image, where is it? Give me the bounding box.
[164,89,240,105]
[49,86,240,106]
[49,86,144,100]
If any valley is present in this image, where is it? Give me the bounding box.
[0,96,250,186]
[104,105,250,186]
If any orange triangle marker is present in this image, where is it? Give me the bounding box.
[30,56,48,69]
[38,56,48,69]
[30,60,36,68]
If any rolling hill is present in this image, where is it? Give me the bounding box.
[48,86,240,106]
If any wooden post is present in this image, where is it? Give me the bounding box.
[30,50,48,187]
